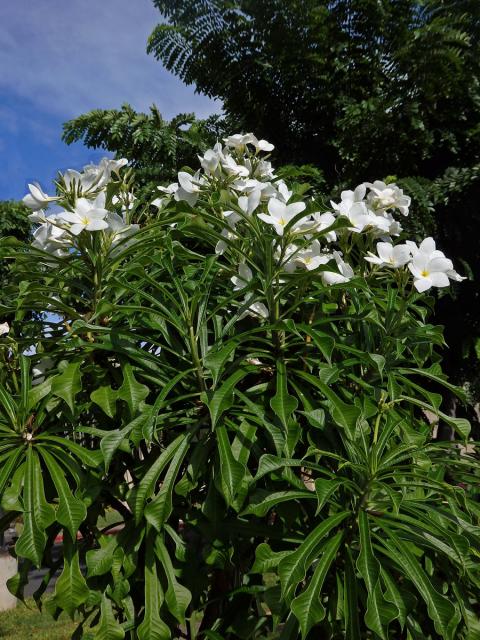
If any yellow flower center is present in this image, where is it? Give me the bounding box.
[421,270,429,277]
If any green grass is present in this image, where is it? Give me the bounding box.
[0,599,77,639]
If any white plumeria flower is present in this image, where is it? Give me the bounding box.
[28,210,49,224]
[32,220,69,255]
[331,184,367,216]
[174,171,204,206]
[321,251,354,285]
[255,139,274,153]
[221,154,250,178]
[84,158,127,190]
[62,169,83,190]
[234,179,278,202]
[215,228,237,255]
[366,181,411,216]
[311,212,337,242]
[0,322,10,336]
[365,242,411,268]
[223,133,257,150]
[408,254,453,292]
[58,193,109,235]
[231,263,253,291]
[199,148,222,175]
[295,240,333,271]
[152,183,179,208]
[238,190,261,216]
[343,202,373,233]
[407,237,445,260]
[380,213,403,238]
[257,198,307,235]
[223,209,242,228]
[245,299,269,319]
[277,243,299,273]
[223,133,274,154]
[105,212,139,246]
[199,144,224,175]
[276,180,293,204]
[61,158,127,193]
[254,159,275,180]
[446,269,467,283]
[23,183,59,210]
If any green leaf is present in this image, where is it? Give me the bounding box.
[138,538,170,640]
[344,546,361,640]
[278,511,350,600]
[155,538,191,624]
[15,448,46,567]
[118,363,149,415]
[369,353,386,377]
[400,395,470,440]
[41,450,86,539]
[27,377,52,412]
[6,559,32,603]
[19,356,30,424]
[357,511,397,639]
[381,567,411,630]
[41,435,103,467]
[254,454,321,483]
[204,341,238,388]
[301,327,335,362]
[216,423,245,507]
[86,535,118,578]
[399,367,467,403]
[144,434,190,531]
[91,385,118,418]
[51,361,82,413]
[380,530,458,639]
[100,424,132,472]
[291,531,343,637]
[32,451,55,529]
[317,478,347,516]
[133,433,187,523]
[0,383,18,428]
[203,368,250,429]
[295,370,360,438]
[241,489,315,517]
[0,448,22,500]
[270,360,298,429]
[52,533,89,618]
[94,594,126,640]
[251,543,292,573]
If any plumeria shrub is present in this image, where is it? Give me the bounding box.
[0,134,479,640]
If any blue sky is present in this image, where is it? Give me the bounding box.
[0,0,217,201]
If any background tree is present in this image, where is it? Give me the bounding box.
[0,200,31,241]
[0,200,31,325]
[62,104,225,193]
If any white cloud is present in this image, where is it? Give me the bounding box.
[0,0,218,120]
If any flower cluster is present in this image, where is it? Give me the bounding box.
[152,133,465,308]
[23,158,138,256]
[366,237,465,292]
[23,133,465,312]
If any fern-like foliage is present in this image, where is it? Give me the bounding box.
[62,104,226,190]
[0,200,31,323]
